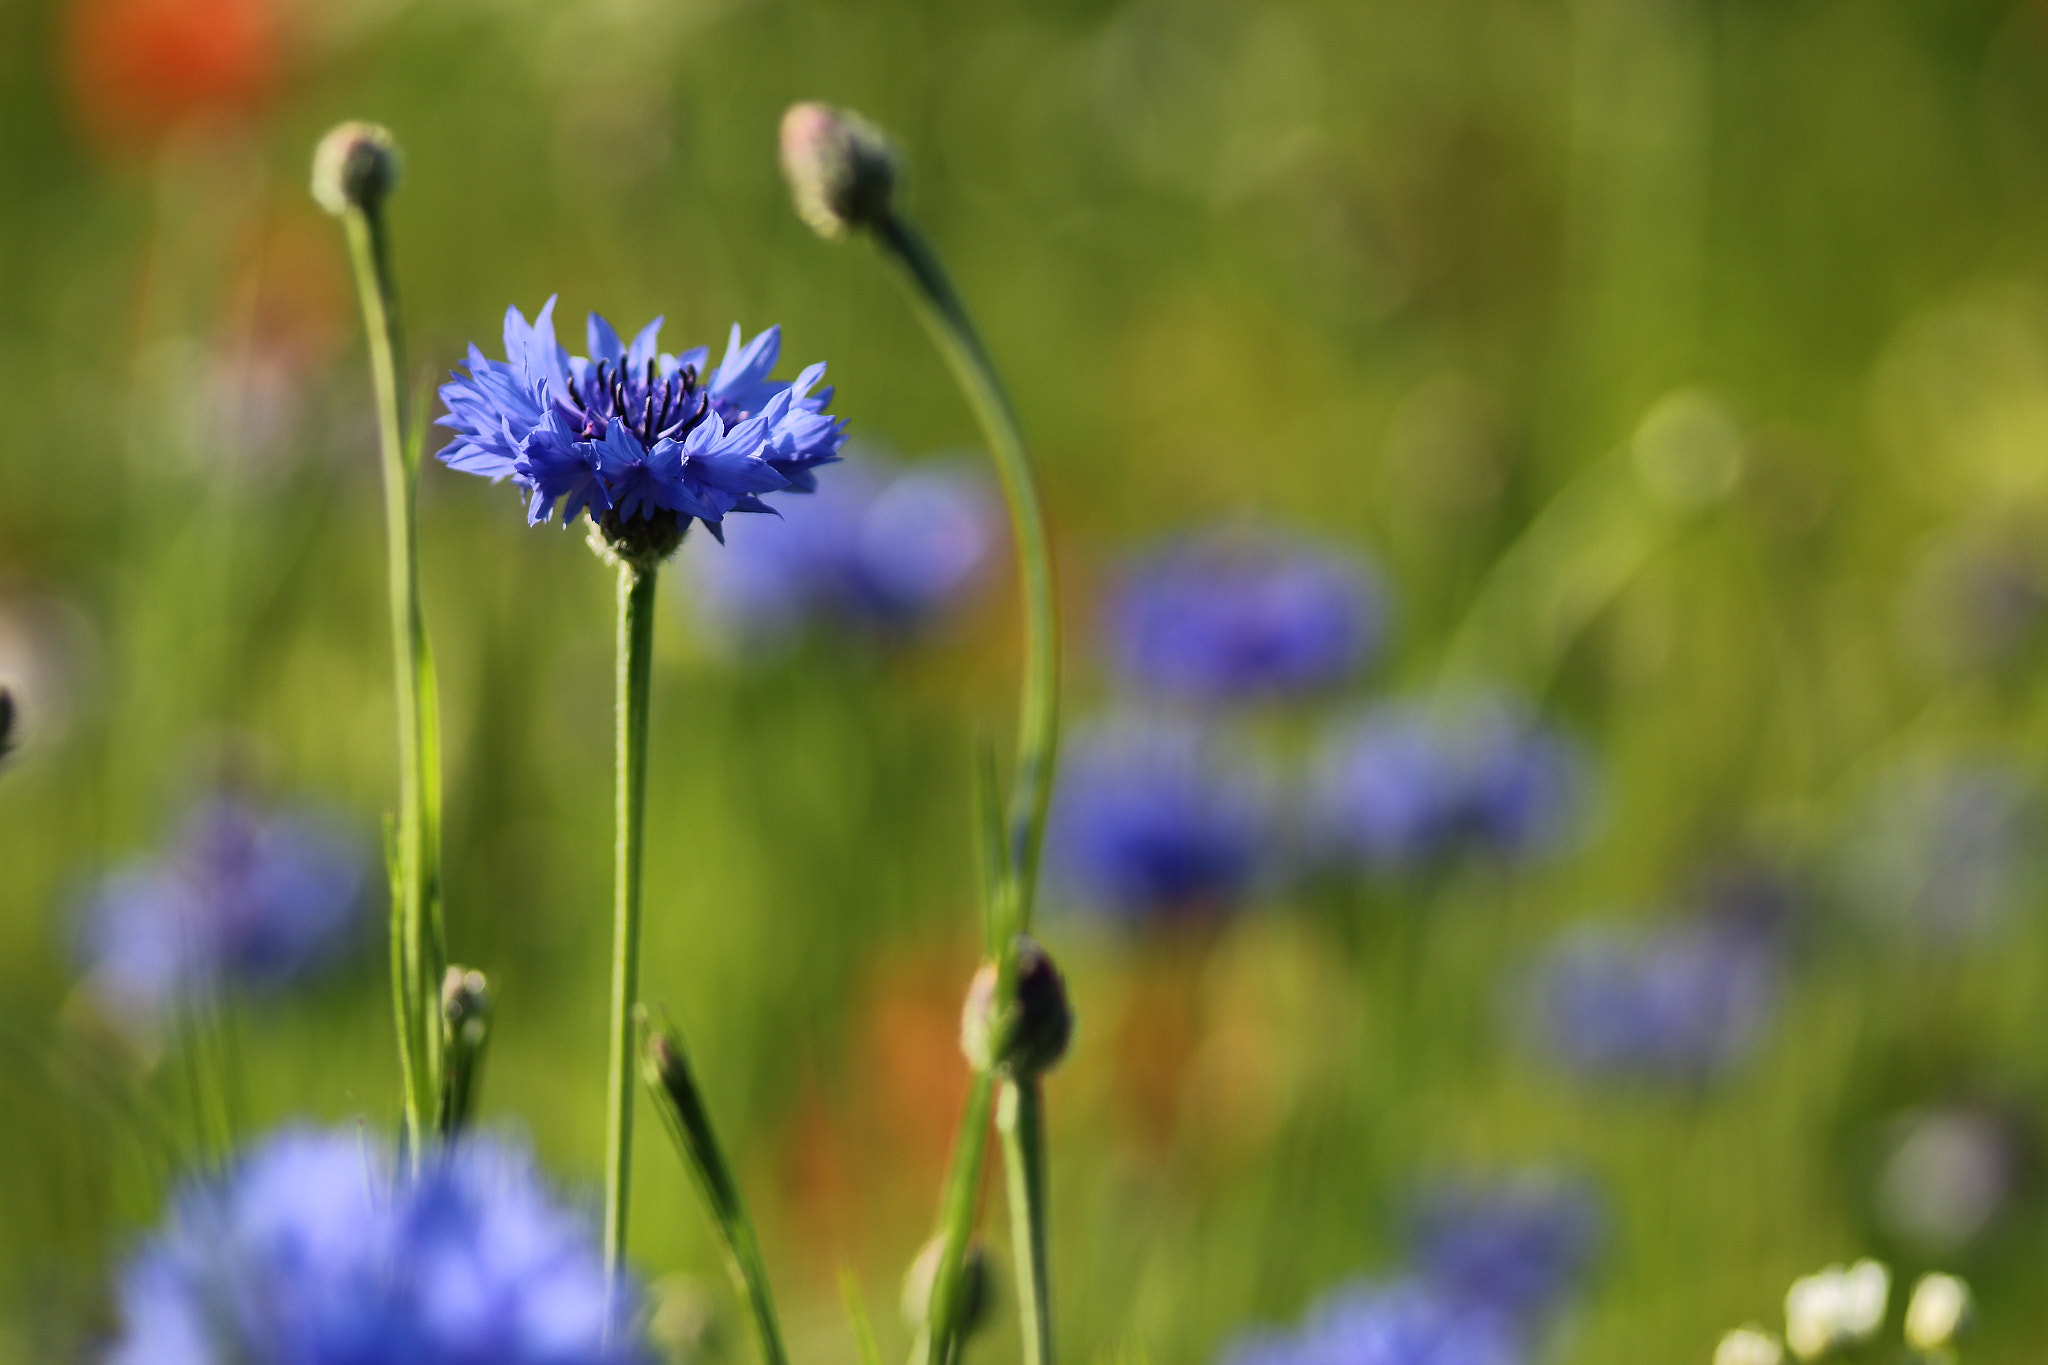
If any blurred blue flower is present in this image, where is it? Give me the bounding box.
[108,1126,649,1365]
[1313,697,1587,874]
[685,454,998,645]
[1529,917,1778,1082]
[437,299,845,539]
[1842,760,2041,945]
[1406,1175,1600,1329]
[1222,1279,1523,1365]
[77,799,368,1025]
[1109,531,1384,703]
[1047,719,1269,924]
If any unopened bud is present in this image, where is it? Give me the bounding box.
[0,687,15,768]
[1904,1273,1971,1353]
[960,935,1073,1077]
[439,966,491,1132]
[312,121,401,216]
[1715,1327,1784,1365]
[901,1233,992,1340]
[779,102,898,238]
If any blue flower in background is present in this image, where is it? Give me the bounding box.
[685,453,998,645]
[1109,531,1384,703]
[77,799,368,1025]
[1406,1176,1601,1330]
[1528,917,1778,1082]
[1313,697,1586,874]
[108,1126,650,1365]
[1222,1279,1523,1365]
[437,299,845,539]
[1047,719,1269,924]
[1842,760,2041,945]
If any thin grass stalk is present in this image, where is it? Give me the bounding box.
[603,563,659,1280]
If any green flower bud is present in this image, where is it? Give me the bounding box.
[1904,1273,1971,1354]
[778,102,898,239]
[960,934,1073,1077]
[901,1233,993,1341]
[311,121,400,217]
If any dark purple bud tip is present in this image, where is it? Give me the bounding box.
[0,687,15,767]
[311,121,401,216]
[901,1232,994,1339]
[960,934,1073,1077]
[779,102,898,239]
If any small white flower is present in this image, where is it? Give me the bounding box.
[1784,1260,1891,1359]
[1904,1273,1972,1352]
[1715,1325,1785,1365]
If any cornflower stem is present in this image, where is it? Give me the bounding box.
[872,208,1060,1365]
[604,563,659,1281]
[915,1071,996,1365]
[640,1013,790,1365]
[997,1079,1052,1365]
[339,198,445,1159]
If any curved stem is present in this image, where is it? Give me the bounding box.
[604,563,659,1280]
[339,201,444,1159]
[998,1079,1052,1365]
[915,1071,995,1365]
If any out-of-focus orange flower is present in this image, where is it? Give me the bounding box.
[66,0,281,151]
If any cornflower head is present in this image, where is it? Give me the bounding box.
[107,1125,651,1365]
[1527,915,1779,1083]
[686,453,998,647]
[1406,1175,1601,1331]
[1222,1279,1523,1365]
[437,299,846,564]
[1109,530,1385,704]
[1045,717,1270,925]
[1313,696,1587,875]
[76,798,368,1028]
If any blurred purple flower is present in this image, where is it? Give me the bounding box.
[685,454,998,645]
[1110,531,1385,703]
[108,1126,650,1365]
[1222,1279,1523,1365]
[1047,718,1269,924]
[1406,1175,1600,1329]
[1528,917,1778,1082]
[437,299,845,539]
[77,798,368,1024]
[1843,761,2041,945]
[1314,697,1587,874]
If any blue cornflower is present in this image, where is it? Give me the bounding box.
[1109,531,1384,703]
[107,1126,650,1365]
[1406,1176,1601,1330]
[1527,916,1778,1082]
[685,453,998,645]
[77,799,368,1026]
[1313,697,1587,874]
[437,299,845,545]
[1046,718,1269,924]
[1222,1279,1523,1365]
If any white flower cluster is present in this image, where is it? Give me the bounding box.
[1711,1264,1971,1363]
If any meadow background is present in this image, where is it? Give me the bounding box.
[7,0,2048,1360]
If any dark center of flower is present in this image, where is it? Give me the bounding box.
[564,359,708,446]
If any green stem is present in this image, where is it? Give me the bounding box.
[874,212,1059,933]
[641,1016,789,1365]
[915,1071,995,1365]
[340,200,444,1158]
[872,209,1062,1365]
[997,1079,1052,1365]
[604,563,659,1279]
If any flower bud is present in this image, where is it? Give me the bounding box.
[1715,1327,1784,1365]
[960,935,1073,1077]
[0,686,15,768]
[438,966,491,1132]
[779,102,898,238]
[1904,1273,1971,1353]
[901,1233,992,1340]
[311,121,400,216]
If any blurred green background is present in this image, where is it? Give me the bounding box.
[10,0,2048,1360]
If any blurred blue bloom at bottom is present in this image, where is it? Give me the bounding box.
[109,1126,650,1365]
[1222,1279,1524,1365]
[1407,1175,1601,1328]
